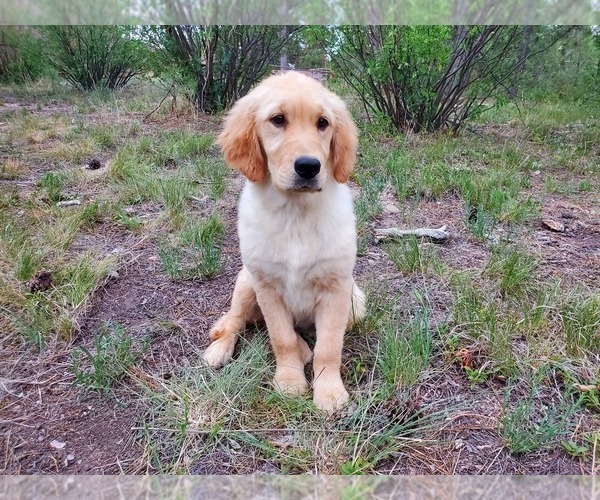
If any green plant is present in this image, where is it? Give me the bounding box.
[157,177,194,215]
[385,237,443,275]
[464,366,488,386]
[41,26,150,90]
[561,293,600,354]
[156,213,225,280]
[330,26,574,133]
[561,440,589,457]
[376,306,432,387]
[500,378,579,454]
[181,213,225,278]
[71,323,147,392]
[485,244,537,298]
[39,171,67,203]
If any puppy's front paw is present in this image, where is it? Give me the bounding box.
[273,368,309,395]
[313,378,349,413]
[202,336,236,368]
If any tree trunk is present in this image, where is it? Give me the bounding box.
[510,25,533,96]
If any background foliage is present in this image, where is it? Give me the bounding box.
[0,24,598,132]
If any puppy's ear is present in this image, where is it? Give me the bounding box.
[331,103,358,184]
[217,96,267,182]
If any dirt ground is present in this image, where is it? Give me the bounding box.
[1,93,598,475]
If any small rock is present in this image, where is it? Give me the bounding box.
[50,439,66,449]
[66,453,75,462]
[542,219,565,232]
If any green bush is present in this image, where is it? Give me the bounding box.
[40,26,151,91]
[0,27,50,83]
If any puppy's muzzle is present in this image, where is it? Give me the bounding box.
[294,156,321,180]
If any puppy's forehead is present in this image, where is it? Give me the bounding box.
[255,87,328,118]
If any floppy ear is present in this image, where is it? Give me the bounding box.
[217,96,267,182]
[331,103,358,184]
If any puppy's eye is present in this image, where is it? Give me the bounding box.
[317,117,329,130]
[270,114,286,127]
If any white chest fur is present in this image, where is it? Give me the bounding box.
[238,180,357,324]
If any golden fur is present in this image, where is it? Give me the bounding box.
[203,71,365,412]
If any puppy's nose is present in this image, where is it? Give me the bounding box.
[294,156,321,179]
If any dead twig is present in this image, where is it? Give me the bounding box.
[143,82,176,122]
[375,225,450,243]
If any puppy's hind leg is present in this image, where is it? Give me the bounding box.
[203,267,261,368]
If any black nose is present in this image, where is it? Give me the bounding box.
[294,156,321,179]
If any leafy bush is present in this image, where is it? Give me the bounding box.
[40,26,150,91]
[0,26,50,83]
[143,25,298,113]
[327,26,576,133]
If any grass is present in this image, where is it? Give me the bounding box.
[157,212,226,280]
[1,79,598,475]
[500,372,580,454]
[385,237,444,275]
[72,322,148,392]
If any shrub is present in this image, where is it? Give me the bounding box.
[40,26,150,91]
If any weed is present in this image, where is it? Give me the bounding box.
[1,157,25,179]
[114,208,142,232]
[181,213,225,278]
[195,157,228,201]
[484,243,537,299]
[39,171,67,203]
[376,306,432,387]
[156,238,181,279]
[464,366,488,386]
[560,293,600,355]
[89,125,115,148]
[385,237,443,275]
[72,322,147,392]
[500,377,579,454]
[56,254,112,309]
[158,177,194,216]
[465,205,496,240]
[79,200,107,228]
[15,247,43,281]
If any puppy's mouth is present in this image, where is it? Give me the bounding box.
[289,181,322,193]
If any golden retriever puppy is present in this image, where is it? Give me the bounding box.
[203,71,365,413]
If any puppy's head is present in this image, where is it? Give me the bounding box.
[217,71,358,191]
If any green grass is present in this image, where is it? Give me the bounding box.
[72,322,147,393]
[484,243,538,299]
[139,333,445,474]
[376,306,433,387]
[500,373,580,454]
[560,292,600,355]
[385,237,444,275]
[157,212,226,280]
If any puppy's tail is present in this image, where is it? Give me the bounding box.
[348,281,366,329]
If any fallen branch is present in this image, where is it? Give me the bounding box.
[375,225,450,243]
[56,199,81,207]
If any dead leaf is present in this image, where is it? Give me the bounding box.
[573,383,598,392]
[542,219,565,232]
